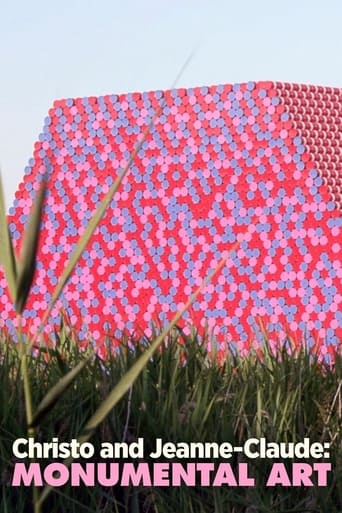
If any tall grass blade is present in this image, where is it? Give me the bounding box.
[36,101,164,338]
[78,249,235,442]
[39,167,132,329]
[29,357,91,428]
[15,179,47,313]
[0,173,17,302]
[34,51,198,341]
[37,247,237,507]
[23,51,195,346]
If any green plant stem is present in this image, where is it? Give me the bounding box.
[18,314,41,513]
[18,317,33,430]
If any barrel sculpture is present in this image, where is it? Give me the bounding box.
[1,81,341,358]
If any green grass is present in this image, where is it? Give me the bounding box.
[0,326,341,513]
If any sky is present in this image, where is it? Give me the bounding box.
[1,0,342,209]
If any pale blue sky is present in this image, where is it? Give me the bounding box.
[1,0,342,208]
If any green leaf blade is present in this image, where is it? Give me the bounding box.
[0,174,17,302]
[77,247,236,443]
[37,97,167,335]
[37,249,235,507]
[29,356,90,428]
[15,179,47,313]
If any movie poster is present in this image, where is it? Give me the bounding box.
[0,2,341,512]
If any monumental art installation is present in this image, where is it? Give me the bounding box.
[0,81,341,358]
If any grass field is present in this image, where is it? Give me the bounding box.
[0,326,341,513]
